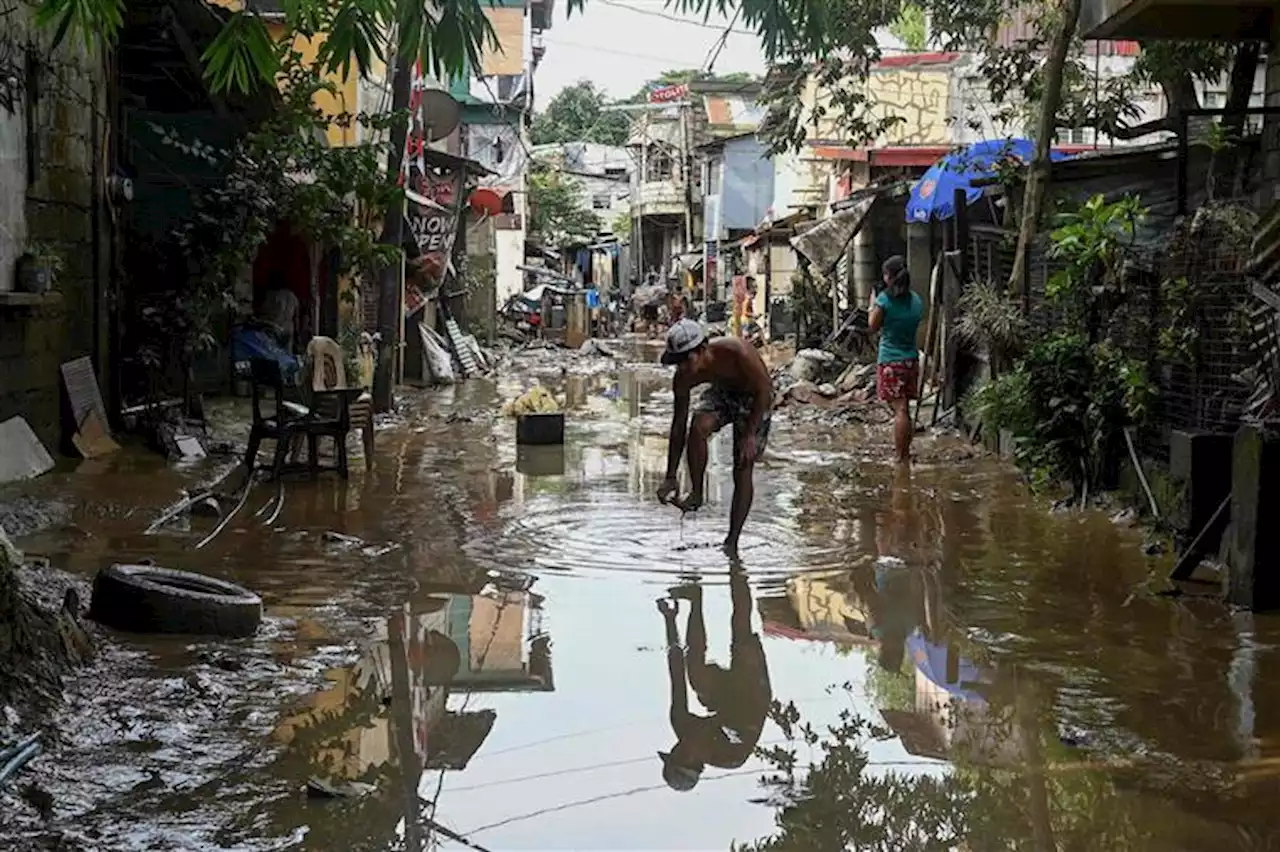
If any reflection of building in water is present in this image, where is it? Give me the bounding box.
[274,602,497,782]
[437,585,554,692]
[274,573,557,784]
[878,633,1021,766]
[626,429,726,505]
[758,570,875,647]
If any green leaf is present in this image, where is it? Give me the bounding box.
[202,12,280,95]
[36,0,125,51]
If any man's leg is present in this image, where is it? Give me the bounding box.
[676,412,719,512]
[726,438,754,556]
[673,585,721,704]
[728,568,751,642]
[725,423,760,556]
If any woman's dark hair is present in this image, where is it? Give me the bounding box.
[882,255,911,300]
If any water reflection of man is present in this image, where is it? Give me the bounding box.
[656,571,772,791]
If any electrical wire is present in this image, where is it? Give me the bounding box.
[595,0,756,35]
[702,4,744,73]
[541,36,709,66]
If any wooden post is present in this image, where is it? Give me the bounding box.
[953,187,970,286]
[940,250,962,412]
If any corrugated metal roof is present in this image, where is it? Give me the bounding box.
[704,95,765,129]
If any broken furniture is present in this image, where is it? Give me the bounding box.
[303,337,375,470]
[245,358,352,480]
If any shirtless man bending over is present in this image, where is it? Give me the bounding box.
[656,319,774,556]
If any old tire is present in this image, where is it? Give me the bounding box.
[90,564,262,639]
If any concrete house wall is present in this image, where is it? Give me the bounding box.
[0,16,105,450]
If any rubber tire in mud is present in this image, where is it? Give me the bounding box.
[90,564,263,639]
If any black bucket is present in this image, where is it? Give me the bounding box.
[516,412,565,446]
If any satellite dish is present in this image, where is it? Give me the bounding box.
[420,89,461,142]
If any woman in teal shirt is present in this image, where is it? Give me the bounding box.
[868,255,924,463]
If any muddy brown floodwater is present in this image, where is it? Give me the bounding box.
[7,339,1280,851]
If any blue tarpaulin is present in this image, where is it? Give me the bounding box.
[231,326,301,382]
[905,138,1075,223]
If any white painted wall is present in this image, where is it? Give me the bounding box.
[949,54,1268,148]
[0,102,26,293]
[495,228,525,303]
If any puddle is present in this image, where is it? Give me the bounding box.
[8,340,1280,850]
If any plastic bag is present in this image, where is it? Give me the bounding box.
[419,323,455,385]
[502,384,561,417]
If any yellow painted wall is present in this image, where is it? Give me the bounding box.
[868,68,951,146]
[806,67,951,148]
[481,7,526,76]
[469,593,525,672]
[267,23,361,147]
[204,0,371,148]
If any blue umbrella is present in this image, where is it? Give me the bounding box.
[905,138,1075,223]
[905,630,988,706]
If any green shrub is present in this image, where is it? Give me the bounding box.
[973,332,1153,495]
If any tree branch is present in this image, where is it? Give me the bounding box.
[1008,0,1082,295]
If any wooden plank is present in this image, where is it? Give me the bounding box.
[1252,280,1280,312]
[60,356,110,438]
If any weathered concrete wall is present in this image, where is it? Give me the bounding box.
[0,24,103,450]
[869,67,951,146]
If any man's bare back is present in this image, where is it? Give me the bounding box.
[672,336,772,398]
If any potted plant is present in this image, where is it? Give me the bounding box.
[15,243,64,294]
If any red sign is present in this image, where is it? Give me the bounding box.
[648,83,689,104]
[405,284,427,317]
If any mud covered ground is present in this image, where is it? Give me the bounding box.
[2,337,1280,851]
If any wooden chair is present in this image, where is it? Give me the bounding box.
[245,358,351,480]
[304,336,376,471]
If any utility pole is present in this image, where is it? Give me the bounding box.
[637,131,646,286]
[679,101,694,252]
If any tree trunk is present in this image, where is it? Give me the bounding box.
[373,52,415,412]
[1111,72,1200,140]
[1008,0,1084,295]
[1218,41,1261,198]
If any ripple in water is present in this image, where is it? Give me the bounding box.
[466,489,851,582]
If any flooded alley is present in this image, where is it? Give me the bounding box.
[6,343,1280,852]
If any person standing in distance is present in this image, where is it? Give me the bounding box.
[869,255,924,463]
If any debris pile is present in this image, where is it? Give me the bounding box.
[772,345,881,423]
[498,337,629,379]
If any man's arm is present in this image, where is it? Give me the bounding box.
[664,378,691,482]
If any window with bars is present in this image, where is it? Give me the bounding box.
[645,149,673,182]
[1056,127,1092,145]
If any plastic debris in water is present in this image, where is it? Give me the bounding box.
[503,384,562,417]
